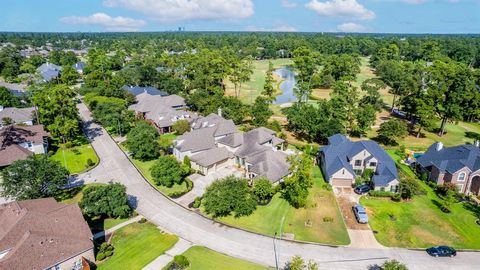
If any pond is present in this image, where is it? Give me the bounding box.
[273,66,297,104]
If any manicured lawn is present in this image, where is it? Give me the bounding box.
[360,151,480,249]
[172,246,272,270]
[98,222,178,270]
[218,167,350,245]
[50,143,98,174]
[225,58,293,104]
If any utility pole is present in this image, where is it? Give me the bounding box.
[273,215,285,270]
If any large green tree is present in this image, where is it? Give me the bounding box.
[0,155,69,200]
[281,153,313,208]
[80,183,132,219]
[150,155,186,187]
[125,121,160,161]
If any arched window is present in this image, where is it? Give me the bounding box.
[458,172,466,182]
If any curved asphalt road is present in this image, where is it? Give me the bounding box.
[76,102,478,270]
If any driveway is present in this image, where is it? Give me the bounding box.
[175,167,243,207]
[71,101,479,270]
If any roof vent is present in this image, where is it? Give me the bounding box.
[475,140,480,148]
[436,142,443,151]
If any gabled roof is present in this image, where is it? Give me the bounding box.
[72,61,86,70]
[122,85,169,97]
[0,125,49,166]
[320,134,398,187]
[0,198,93,270]
[191,113,237,137]
[417,143,480,174]
[0,107,35,125]
[190,147,233,167]
[248,150,290,183]
[175,127,217,153]
[145,108,198,128]
[129,93,185,113]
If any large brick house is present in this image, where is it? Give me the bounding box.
[0,198,94,270]
[416,142,480,195]
[318,134,399,191]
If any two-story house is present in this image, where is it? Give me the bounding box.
[0,106,36,126]
[318,134,399,191]
[416,142,480,195]
[0,125,49,167]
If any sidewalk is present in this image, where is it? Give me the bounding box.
[93,215,143,239]
[143,238,193,270]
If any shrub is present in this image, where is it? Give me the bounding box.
[193,197,202,208]
[173,255,190,269]
[435,182,457,197]
[252,178,274,204]
[323,216,334,222]
[138,218,147,224]
[96,252,106,261]
[420,171,428,182]
[86,158,95,167]
[183,155,191,169]
[172,120,190,135]
[150,156,185,187]
[368,191,394,198]
[391,193,401,202]
[64,141,74,149]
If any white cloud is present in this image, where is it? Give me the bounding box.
[60,13,146,31]
[306,0,375,20]
[337,22,368,32]
[103,0,254,22]
[281,0,298,8]
[245,24,298,32]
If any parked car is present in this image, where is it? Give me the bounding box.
[426,246,457,257]
[354,185,371,195]
[352,204,368,224]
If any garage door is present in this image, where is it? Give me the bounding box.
[331,178,353,187]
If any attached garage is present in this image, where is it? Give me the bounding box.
[190,147,234,175]
[331,178,353,187]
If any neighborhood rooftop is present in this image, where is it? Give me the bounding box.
[0,106,35,126]
[122,85,169,97]
[417,143,480,174]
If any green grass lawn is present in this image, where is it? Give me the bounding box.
[217,167,349,245]
[225,58,294,104]
[50,143,98,174]
[98,222,178,270]
[169,246,272,270]
[360,151,480,249]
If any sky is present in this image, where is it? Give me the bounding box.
[1,0,480,34]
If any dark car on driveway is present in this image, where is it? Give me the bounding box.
[426,246,457,257]
[354,185,371,195]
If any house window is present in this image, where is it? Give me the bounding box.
[456,184,463,192]
[27,142,33,148]
[369,162,377,167]
[354,160,362,166]
[458,172,466,182]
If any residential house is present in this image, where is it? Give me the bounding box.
[0,125,49,167]
[0,198,94,270]
[318,134,399,191]
[0,82,28,97]
[72,61,86,74]
[0,106,36,126]
[416,142,480,195]
[128,92,193,133]
[37,63,62,82]
[122,85,169,97]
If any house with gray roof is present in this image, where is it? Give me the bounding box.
[37,63,61,82]
[416,142,480,195]
[72,61,86,74]
[0,82,28,97]
[318,134,399,191]
[0,106,36,126]
[0,125,50,167]
[122,85,169,97]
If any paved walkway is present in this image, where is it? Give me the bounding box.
[73,101,478,270]
[143,238,193,270]
[93,215,143,240]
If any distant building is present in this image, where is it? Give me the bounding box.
[0,124,49,167]
[122,85,169,97]
[318,134,399,191]
[0,106,36,126]
[37,63,62,82]
[417,142,480,195]
[0,198,94,269]
[0,81,28,97]
[72,61,86,74]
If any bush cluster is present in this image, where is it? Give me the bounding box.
[96,242,114,261]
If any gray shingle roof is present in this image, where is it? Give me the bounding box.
[0,107,35,125]
[175,127,217,153]
[417,143,480,174]
[248,150,290,183]
[122,85,169,97]
[146,109,197,128]
[72,61,86,71]
[190,147,233,167]
[191,113,238,137]
[129,93,186,113]
[319,134,398,187]
[37,63,61,82]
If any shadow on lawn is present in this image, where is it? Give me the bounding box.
[463,203,480,220]
[465,131,480,141]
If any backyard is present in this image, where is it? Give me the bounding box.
[50,143,98,174]
[97,222,178,270]
[217,167,350,245]
[166,246,272,270]
[360,150,480,249]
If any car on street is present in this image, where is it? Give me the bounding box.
[352,204,368,224]
[426,246,457,257]
[354,185,371,195]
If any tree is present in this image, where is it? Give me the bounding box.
[399,176,421,200]
[355,104,377,136]
[292,46,319,102]
[33,84,80,141]
[90,97,135,136]
[441,189,456,213]
[172,119,190,135]
[203,176,257,217]
[281,153,313,208]
[320,54,360,85]
[380,259,408,270]
[251,96,272,127]
[230,56,253,98]
[360,78,385,111]
[377,119,408,145]
[150,155,186,187]
[252,178,274,204]
[262,61,275,101]
[0,155,69,200]
[330,81,359,133]
[60,65,80,85]
[125,122,160,161]
[286,255,318,270]
[0,86,21,107]
[80,183,132,219]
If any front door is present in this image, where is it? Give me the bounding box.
[470,176,480,195]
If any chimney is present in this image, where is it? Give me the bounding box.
[218,108,222,117]
[475,140,480,148]
[436,142,443,151]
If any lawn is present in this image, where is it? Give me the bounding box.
[225,58,293,104]
[367,120,480,151]
[218,167,350,245]
[168,246,272,270]
[50,143,98,174]
[98,222,178,270]
[359,151,480,249]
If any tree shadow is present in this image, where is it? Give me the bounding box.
[128,195,138,209]
[431,199,444,211]
[465,131,480,141]
[367,265,381,270]
[463,202,480,220]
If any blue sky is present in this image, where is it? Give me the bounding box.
[1,0,479,33]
